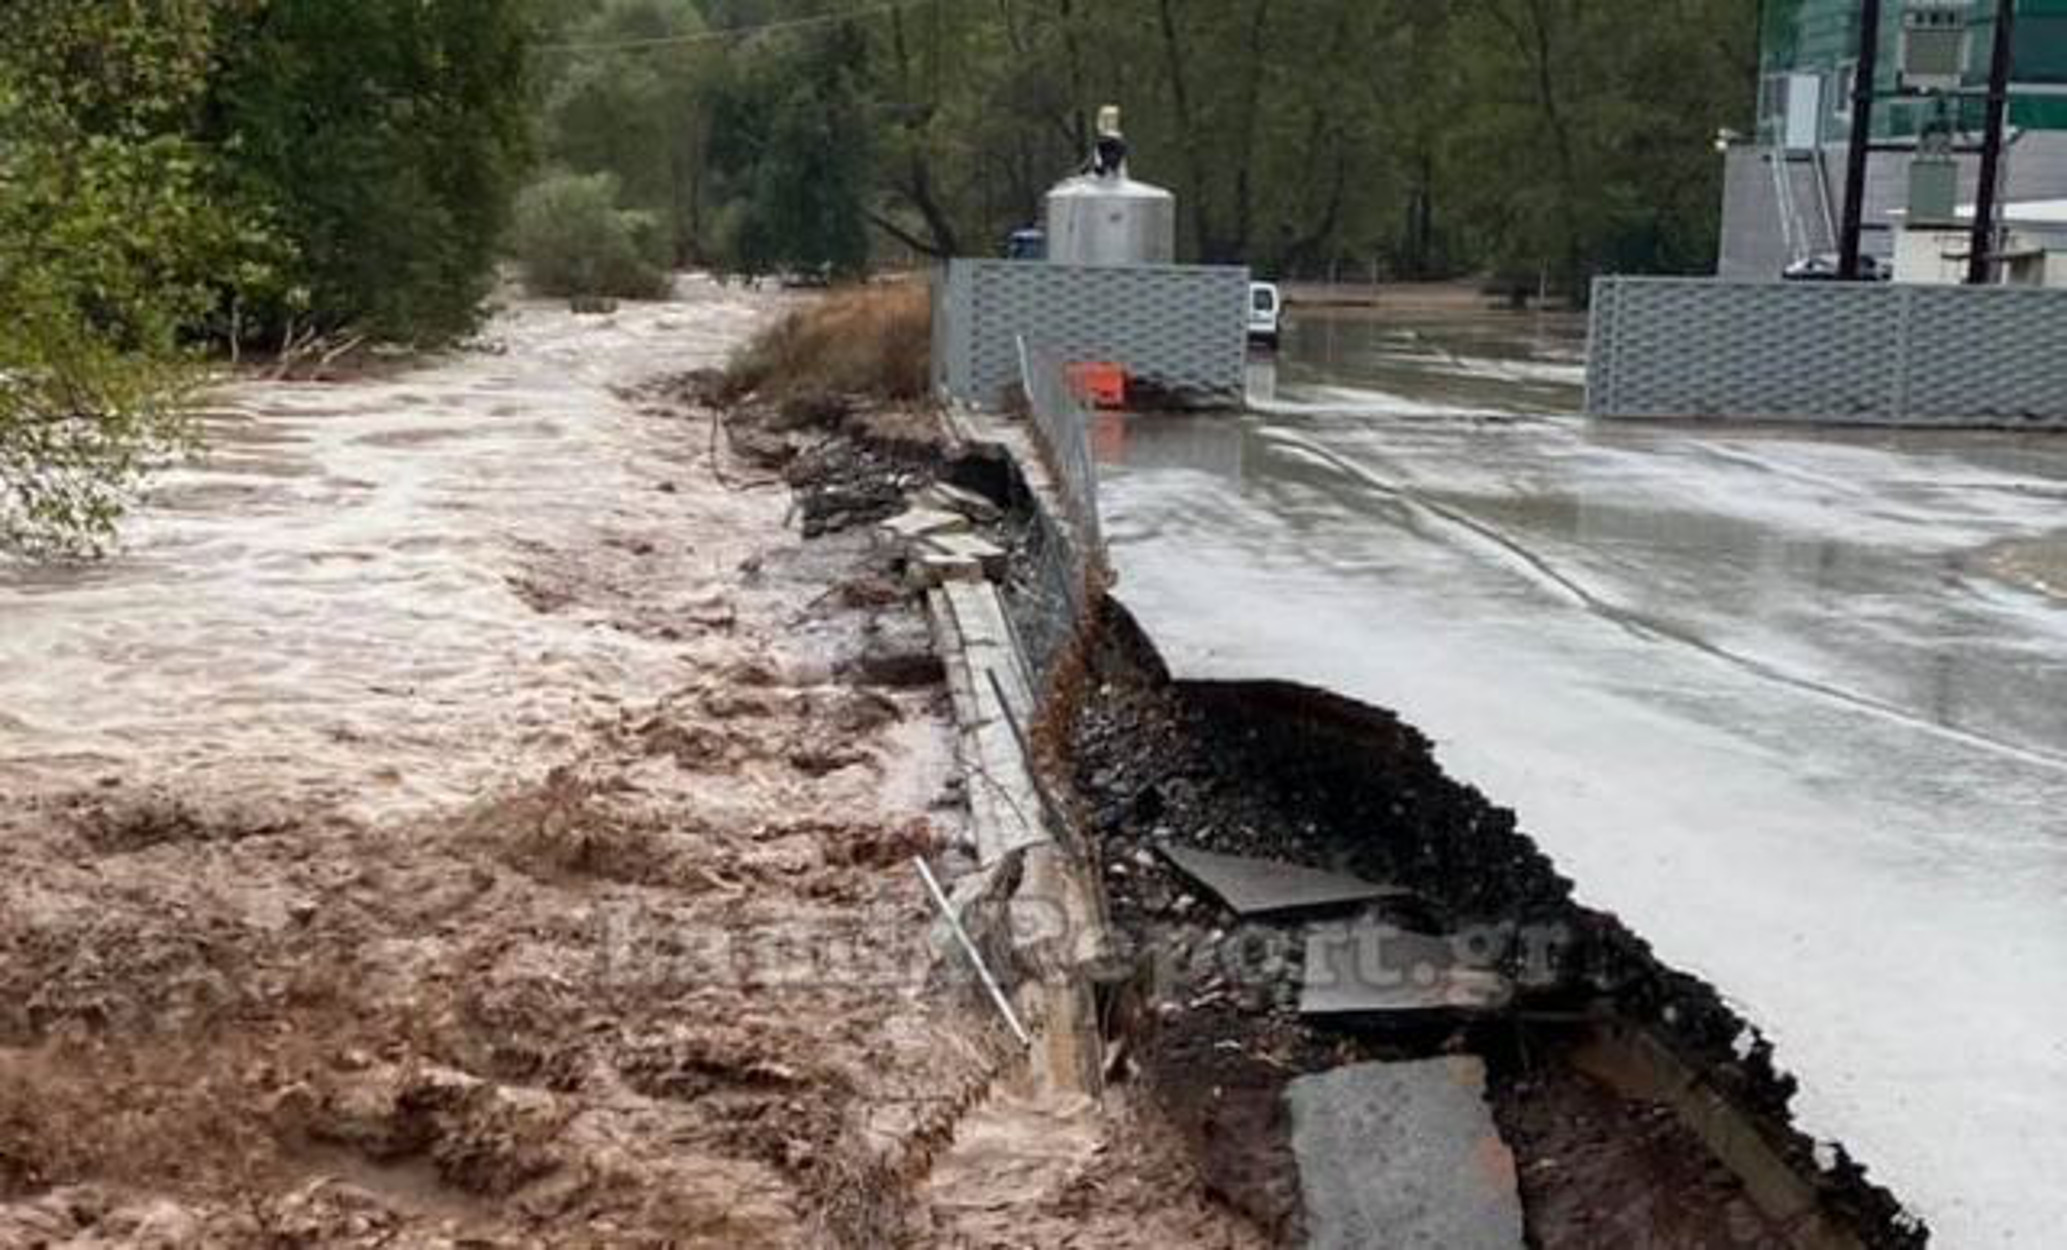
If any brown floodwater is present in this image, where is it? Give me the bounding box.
[0,281,781,825]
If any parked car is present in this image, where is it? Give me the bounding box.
[1782,253,1890,282]
[1248,281,1282,347]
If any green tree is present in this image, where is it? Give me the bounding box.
[0,2,274,558]
[1450,0,1755,294]
[706,24,876,278]
[533,0,711,265]
[205,0,534,344]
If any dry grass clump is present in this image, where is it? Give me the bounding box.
[725,282,930,404]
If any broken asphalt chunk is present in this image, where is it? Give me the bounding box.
[1287,1057,1525,1250]
[1157,843,1406,917]
[918,480,1003,523]
[881,506,972,541]
[1299,921,1513,1022]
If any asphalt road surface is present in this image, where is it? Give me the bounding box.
[1096,304,2067,1248]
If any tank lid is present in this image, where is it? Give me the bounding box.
[1046,172,1175,202]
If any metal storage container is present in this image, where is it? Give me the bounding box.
[1043,173,1176,267]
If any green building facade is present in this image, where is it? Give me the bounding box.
[1757,0,2067,143]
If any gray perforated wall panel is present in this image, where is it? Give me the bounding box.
[933,259,1249,408]
[1588,277,2067,427]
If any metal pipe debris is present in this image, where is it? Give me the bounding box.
[914,855,1033,1048]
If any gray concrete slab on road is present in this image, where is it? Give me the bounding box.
[1158,843,1403,917]
[1286,1057,1525,1250]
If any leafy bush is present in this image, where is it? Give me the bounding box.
[510,172,674,300]
[724,283,931,404]
[0,310,199,560]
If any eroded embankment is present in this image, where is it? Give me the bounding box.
[0,278,1931,1246]
[865,374,1960,1250]
[1041,594,1929,1247]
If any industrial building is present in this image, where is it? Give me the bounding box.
[1719,0,2067,280]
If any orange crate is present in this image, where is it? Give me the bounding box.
[1065,361,1128,409]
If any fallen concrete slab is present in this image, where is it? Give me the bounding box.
[941,581,1037,720]
[1300,922,1512,1022]
[926,585,1048,866]
[1286,1057,1525,1250]
[1158,843,1404,917]
[923,531,1007,567]
[919,480,1003,523]
[914,551,989,586]
[882,506,972,541]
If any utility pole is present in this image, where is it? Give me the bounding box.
[1838,0,1884,279]
[1967,0,2018,285]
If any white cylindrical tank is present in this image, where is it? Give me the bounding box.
[1044,173,1176,267]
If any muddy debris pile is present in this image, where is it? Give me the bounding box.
[640,371,957,540]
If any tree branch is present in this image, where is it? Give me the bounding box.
[865,208,950,258]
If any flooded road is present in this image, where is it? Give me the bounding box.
[1100,305,2067,1248]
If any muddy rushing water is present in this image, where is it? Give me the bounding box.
[1104,305,2067,1248]
[0,281,1274,1248]
[0,282,782,822]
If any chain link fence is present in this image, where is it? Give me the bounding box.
[1001,340,1110,697]
[1016,339,1104,554]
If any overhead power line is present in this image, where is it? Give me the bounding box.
[537,3,910,54]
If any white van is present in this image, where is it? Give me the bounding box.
[1248,282,1282,347]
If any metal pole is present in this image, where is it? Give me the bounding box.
[1967,0,2018,285]
[913,856,1033,1048]
[1839,0,1884,279]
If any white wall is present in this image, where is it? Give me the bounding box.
[1893,228,1970,284]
